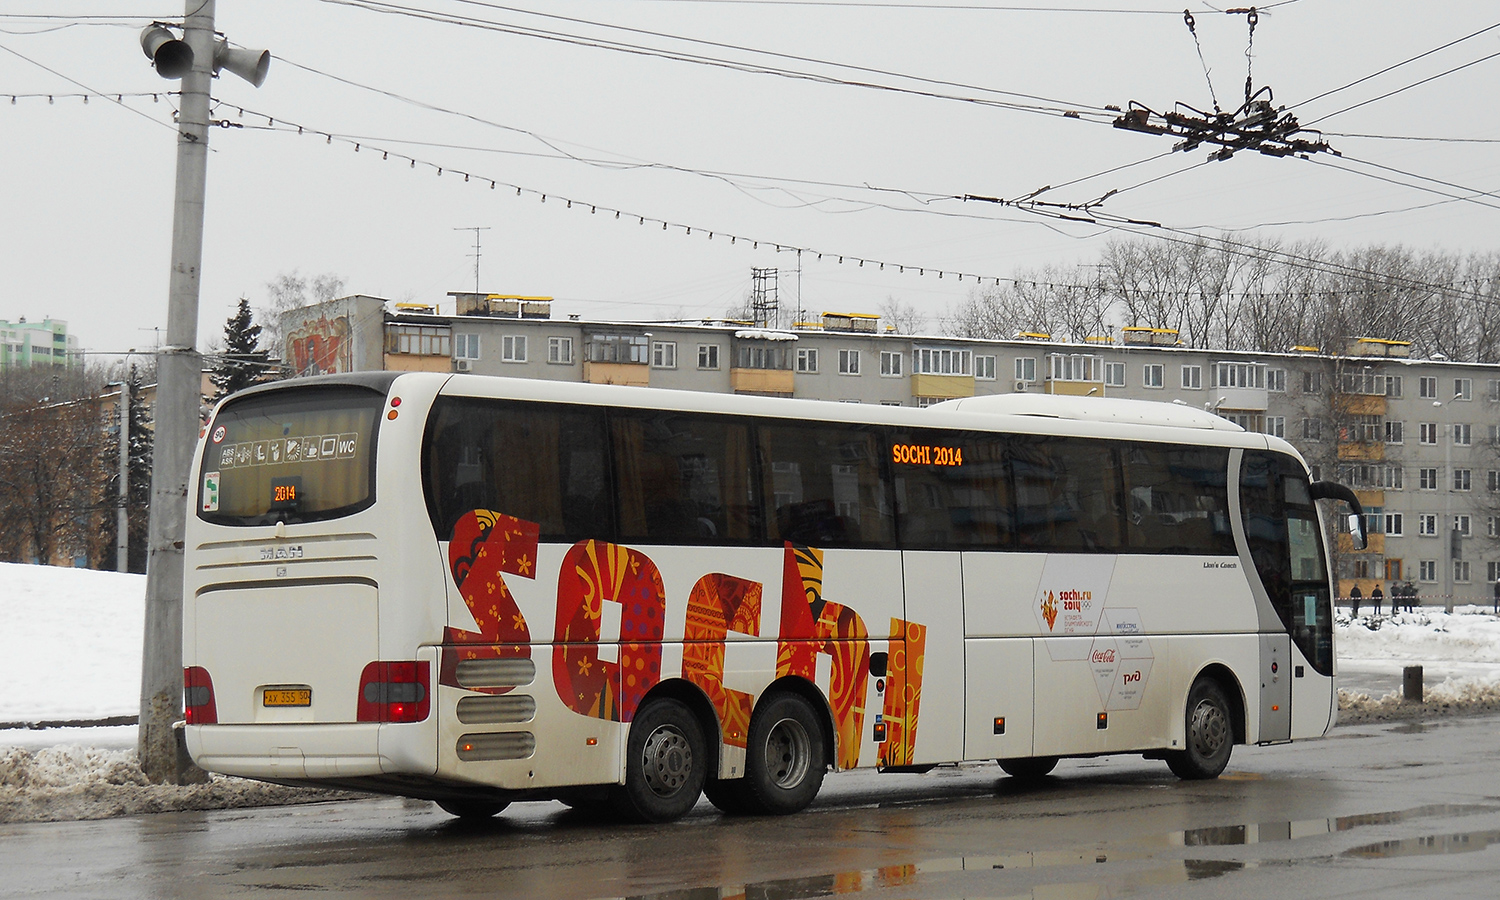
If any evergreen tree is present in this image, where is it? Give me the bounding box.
[211,297,268,399]
[100,366,154,572]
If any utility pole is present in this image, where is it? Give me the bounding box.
[117,377,130,574]
[138,0,215,783]
[456,226,490,298]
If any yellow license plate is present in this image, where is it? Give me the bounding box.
[263,689,312,707]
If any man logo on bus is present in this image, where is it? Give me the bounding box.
[1040,591,1058,631]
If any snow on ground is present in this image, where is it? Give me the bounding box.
[4,562,1500,822]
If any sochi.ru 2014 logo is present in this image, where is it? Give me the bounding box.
[1040,590,1058,631]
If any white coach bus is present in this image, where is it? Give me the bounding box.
[182,372,1363,822]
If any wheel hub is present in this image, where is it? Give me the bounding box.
[765,716,811,789]
[1189,699,1228,758]
[642,725,693,797]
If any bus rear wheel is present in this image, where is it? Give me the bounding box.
[1166,677,1233,780]
[736,693,827,816]
[436,799,510,820]
[613,698,707,823]
[998,756,1058,780]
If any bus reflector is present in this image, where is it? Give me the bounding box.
[184,666,218,725]
[357,661,431,723]
[456,732,536,761]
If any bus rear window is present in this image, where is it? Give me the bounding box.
[198,387,383,526]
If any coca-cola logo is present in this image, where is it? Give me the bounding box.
[1091,649,1116,664]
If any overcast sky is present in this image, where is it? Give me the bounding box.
[3,1,1499,357]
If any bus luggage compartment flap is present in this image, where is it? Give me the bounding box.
[193,580,378,724]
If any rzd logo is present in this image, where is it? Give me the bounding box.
[1040,591,1058,631]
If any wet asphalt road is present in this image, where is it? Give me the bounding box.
[4,713,1500,900]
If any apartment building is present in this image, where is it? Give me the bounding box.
[0,317,80,370]
[287,293,1500,607]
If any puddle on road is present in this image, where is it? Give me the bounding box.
[612,804,1496,900]
[1343,829,1500,860]
[1386,722,1442,735]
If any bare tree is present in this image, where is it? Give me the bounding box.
[878,296,928,334]
[259,270,346,358]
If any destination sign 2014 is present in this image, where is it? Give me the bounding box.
[892,443,963,467]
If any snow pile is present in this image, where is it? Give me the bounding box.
[0,744,355,824]
[1336,606,1500,671]
[0,562,143,723]
[1338,675,1500,723]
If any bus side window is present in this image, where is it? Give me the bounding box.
[423,399,611,543]
[611,411,758,544]
[759,423,894,548]
[892,431,1013,549]
[1119,444,1235,555]
[1011,435,1123,553]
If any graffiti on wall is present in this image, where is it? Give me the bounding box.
[286,314,352,375]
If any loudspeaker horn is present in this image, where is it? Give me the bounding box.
[140,25,193,79]
[214,40,271,88]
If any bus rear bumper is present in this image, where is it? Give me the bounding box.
[187,723,402,780]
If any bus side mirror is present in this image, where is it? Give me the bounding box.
[1347,513,1367,551]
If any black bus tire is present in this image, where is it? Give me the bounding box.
[1166,677,1234,780]
[612,698,707,823]
[998,756,1058,780]
[738,693,827,816]
[703,777,754,815]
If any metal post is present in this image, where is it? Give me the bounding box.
[117,380,129,574]
[138,0,213,783]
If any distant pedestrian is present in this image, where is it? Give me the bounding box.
[1371,584,1382,616]
[1350,584,1362,616]
[1493,580,1499,615]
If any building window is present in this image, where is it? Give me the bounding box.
[547,336,573,364]
[1267,368,1286,392]
[1264,416,1286,438]
[1491,424,1500,445]
[1385,421,1404,444]
[1302,417,1323,441]
[1455,377,1473,401]
[1419,560,1437,582]
[879,400,904,407]
[1182,365,1202,389]
[1454,514,1472,536]
[1420,423,1438,445]
[1385,375,1403,398]
[1015,357,1037,383]
[1418,514,1437,536]
[736,344,790,370]
[501,334,527,362]
[1455,468,1472,491]
[1419,468,1439,490]
[1419,375,1437,399]
[1143,364,1164,389]
[1048,354,1102,383]
[652,341,677,369]
[1490,379,1500,402]
[1302,371,1322,393]
[1342,371,1384,395]
[839,349,861,375]
[880,351,903,377]
[698,344,720,370]
[1386,559,1403,582]
[1489,561,1500,583]
[1455,560,1472,583]
[387,325,451,356]
[589,334,648,363]
[1489,470,1500,493]
[1491,516,1499,538]
[1104,361,1125,387]
[914,396,943,408]
[796,347,819,373]
[454,333,480,359]
[975,355,996,380]
[1342,414,1382,443]
[1385,513,1404,536]
[915,347,970,375]
[1217,362,1265,389]
[1455,423,1472,446]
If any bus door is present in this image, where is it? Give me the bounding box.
[1237,450,1337,741]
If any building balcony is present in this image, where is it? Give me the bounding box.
[583,361,649,387]
[383,352,454,373]
[1335,394,1387,416]
[910,373,975,399]
[1338,442,1385,461]
[1213,387,1268,411]
[1354,490,1386,508]
[1044,380,1102,398]
[730,367,793,394]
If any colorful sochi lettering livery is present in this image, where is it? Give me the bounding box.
[181,372,1352,822]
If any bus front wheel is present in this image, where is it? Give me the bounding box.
[1166,678,1233,780]
[613,698,708,823]
[998,756,1058,780]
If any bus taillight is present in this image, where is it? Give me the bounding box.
[184,666,218,725]
[357,661,431,723]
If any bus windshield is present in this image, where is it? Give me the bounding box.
[198,386,383,526]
